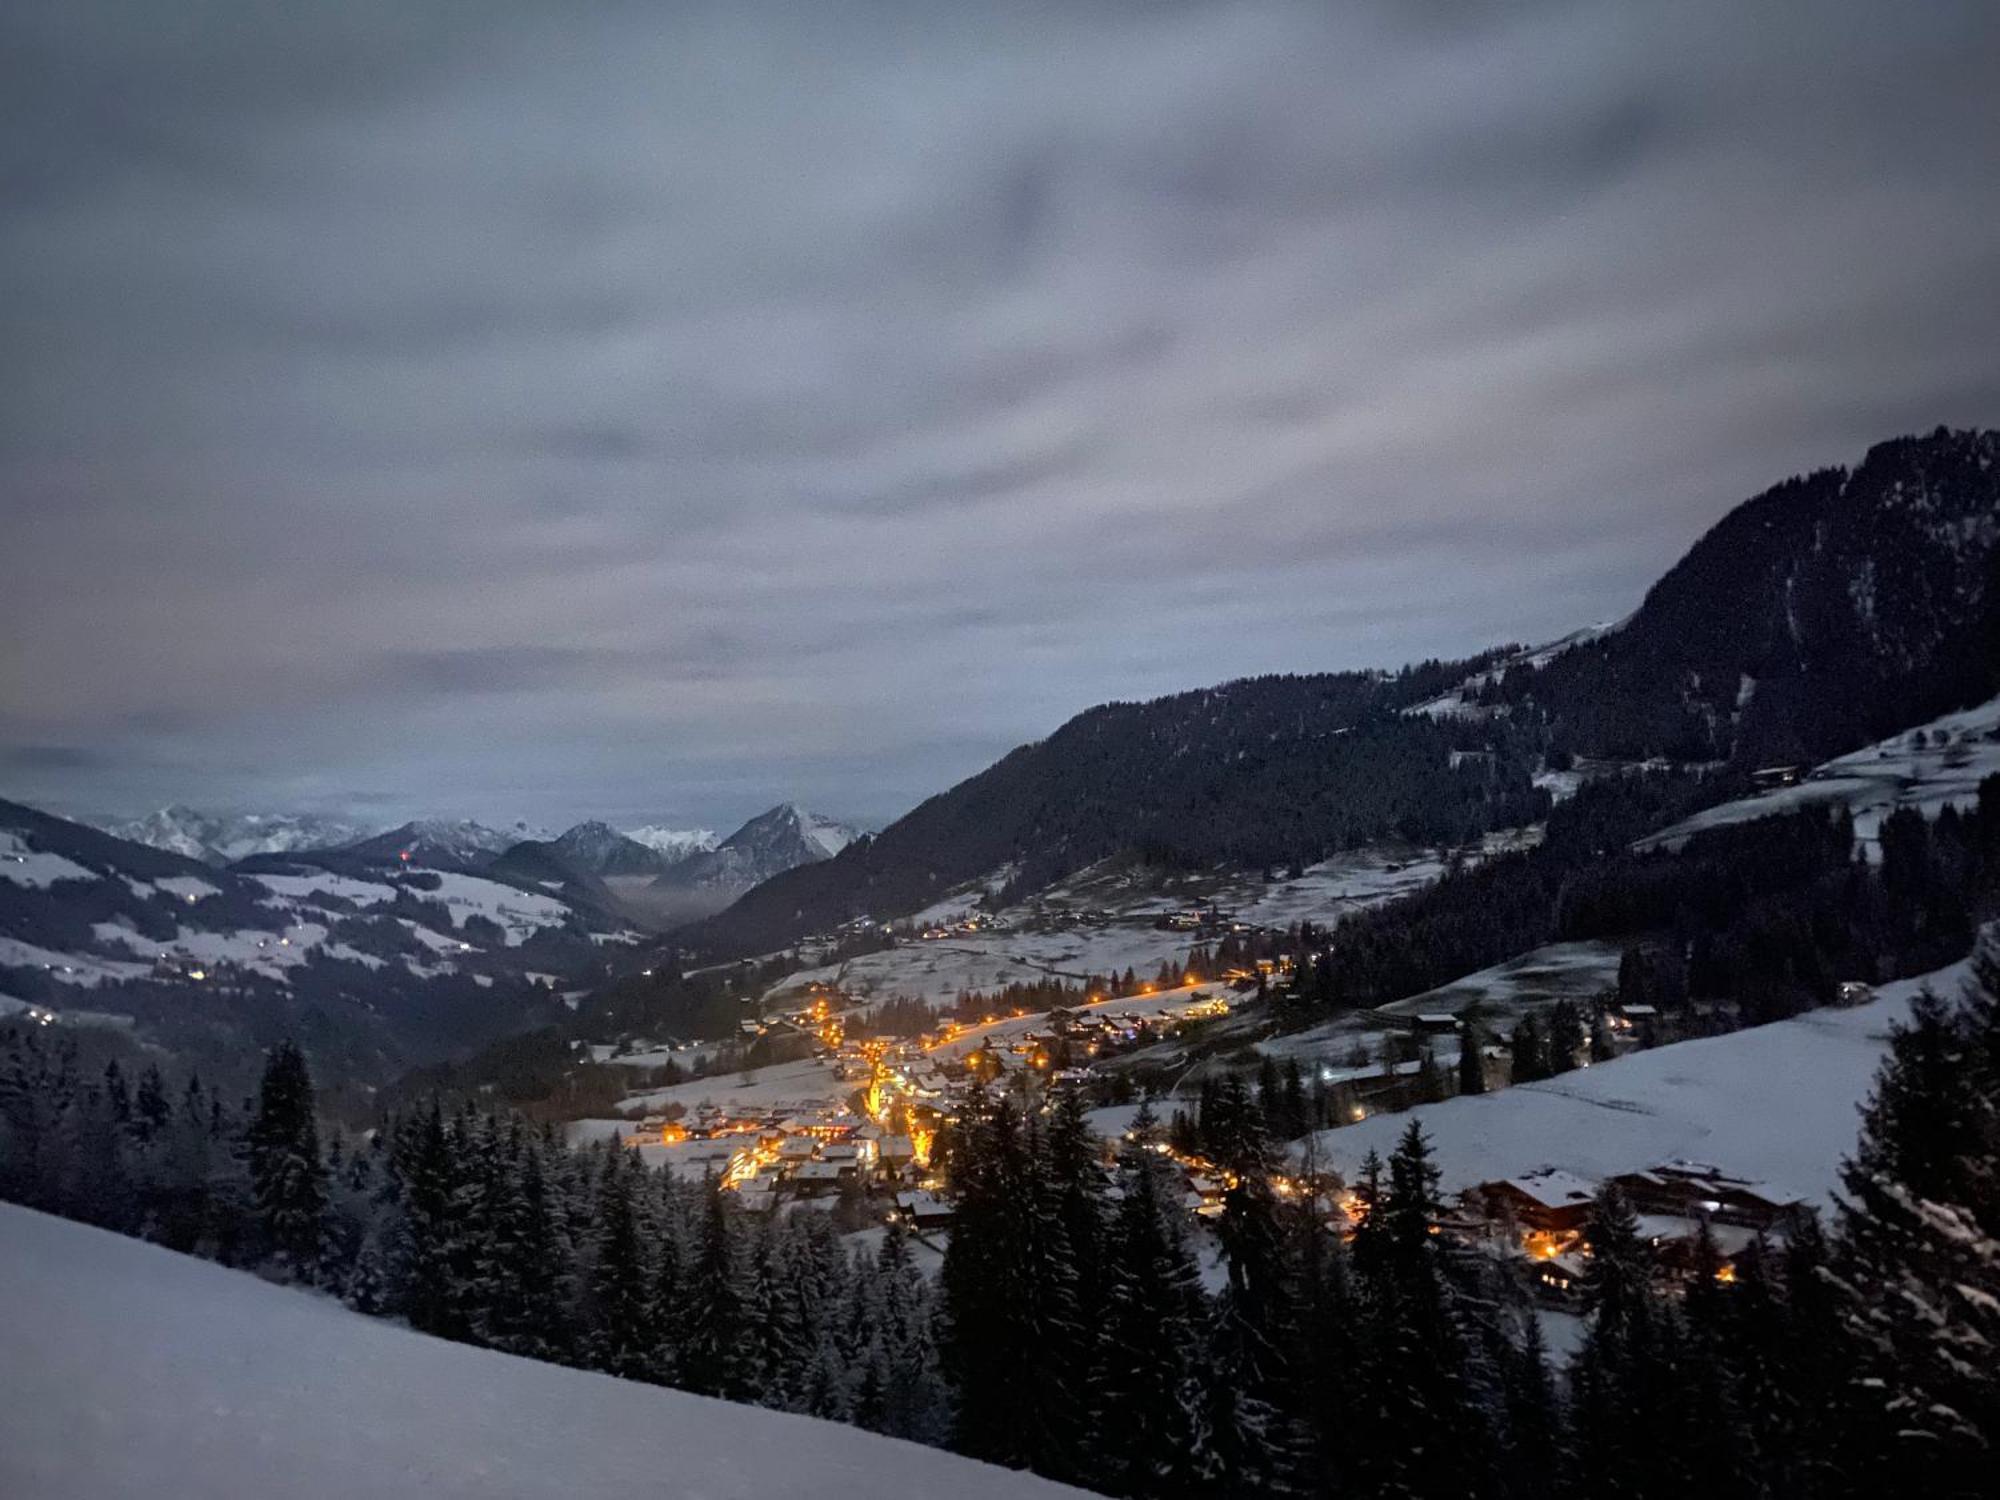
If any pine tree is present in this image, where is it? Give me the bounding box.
[678,1178,751,1400]
[1095,1106,1212,1498]
[1499,1311,1562,1498]
[743,1218,804,1410]
[388,1103,456,1334]
[1546,1000,1584,1074]
[484,1123,576,1363]
[131,1063,170,1146]
[584,1145,658,1381]
[246,1041,326,1281]
[1827,952,2000,1493]
[1589,1009,1618,1065]
[1509,1014,1546,1085]
[1358,1122,1492,1498]
[1458,1021,1487,1095]
[1567,1183,1675,1497]
[1204,1099,1299,1492]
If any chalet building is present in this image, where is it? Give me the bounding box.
[895,1190,956,1231]
[1608,1160,1810,1234]
[1466,1168,1599,1235]
[776,1136,818,1166]
[791,1160,845,1198]
[1185,1173,1227,1219]
[1533,1251,1589,1302]
[820,1141,866,1170]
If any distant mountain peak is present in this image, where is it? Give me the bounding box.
[622,823,719,859]
[648,802,860,907]
[729,802,859,860]
[340,818,533,869]
[100,806,375,866]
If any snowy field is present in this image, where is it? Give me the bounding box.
[1638,692,2000,856]
[0,934,151,986]
[764,834,1535,1018]
[0,1204,1089,1500]
[1375,939,1625,1021]
[1249,940,1623,1077]
[1287,945,1984,1207]
[0,831,95,887]
[250,868,577,946]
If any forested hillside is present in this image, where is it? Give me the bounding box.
[1485,427,2000,765]
[681,657,1541,957]
[683,429,2000,960]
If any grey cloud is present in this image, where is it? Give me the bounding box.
[0,744,107,772]
[2,0,1996,828]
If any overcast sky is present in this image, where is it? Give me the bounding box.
[3,1,1997,833]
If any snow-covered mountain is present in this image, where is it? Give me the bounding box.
[0,796,614,1080]
[102,805,374,866]
[653,803,861,900]
[0,1203,1089,1500]
[622,823,719,859]
[339,817,548,870]
[544,820,673,877]
[488,822,673,902]
[792,804,861,859]
[640,804,860,924]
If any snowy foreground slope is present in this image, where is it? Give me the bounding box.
[0,1206,1090,1500]
[1293,947,1981,1207]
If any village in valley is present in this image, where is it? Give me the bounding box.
[576,844,1882,1319]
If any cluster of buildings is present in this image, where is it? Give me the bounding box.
[954,994,1234,1079]
[626,1099,929,1218]
[915,912,1008,941]
[1157,903,1260,935]
[1457,1159,1813,1300]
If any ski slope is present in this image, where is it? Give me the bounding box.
[0,1204,1089,1500]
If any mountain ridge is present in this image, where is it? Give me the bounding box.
[675,427,2000,960]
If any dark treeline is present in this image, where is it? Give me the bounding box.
[1281,769,1732,1012]
[8,940,2000,1497]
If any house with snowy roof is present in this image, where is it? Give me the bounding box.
[1608,1160,1809,1234]
[1466,1168,1599,1234]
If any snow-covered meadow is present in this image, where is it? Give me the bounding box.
[1287,949,1979,1207]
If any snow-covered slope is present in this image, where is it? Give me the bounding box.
[1290,944,1983,1208]
[0,1204,1088,1500]
[624,823,720,859]
[3,798,592,985]
[1403,622,1627,721]
[1636,692,2000,856]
